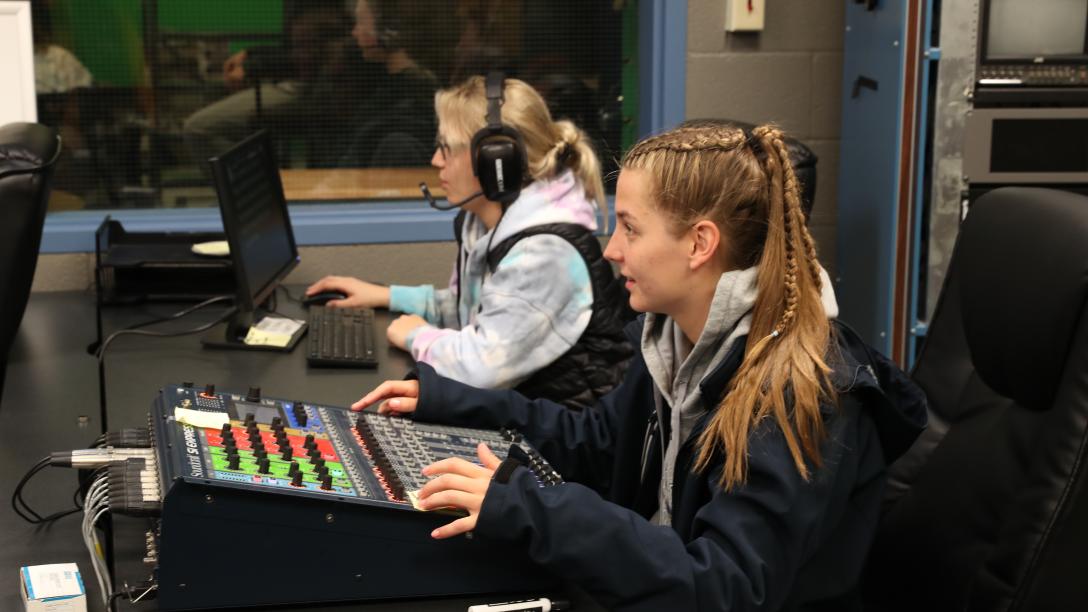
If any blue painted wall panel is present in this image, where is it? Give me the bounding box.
[836,0,909,354]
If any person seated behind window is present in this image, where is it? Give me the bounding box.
[307,76,633,409]
[352,123,928,611]
[182,0,352,169]
[31,0,92,96]
[31,0,92,196]
[184,0,441,170]
[311,0,442,169]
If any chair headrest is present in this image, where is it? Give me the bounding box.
[958,187,1088,411]
[0,122,61,176]
[678,118,818,166]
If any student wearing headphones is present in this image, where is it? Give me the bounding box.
[183,1,352,170]
[185,0,441,171]
[353,123,927,610]
[307,74,632,409]
[317,0,443,168]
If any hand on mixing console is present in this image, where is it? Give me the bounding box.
[305,275,391,308]
[353,379,420,414]
[418,443,502,539]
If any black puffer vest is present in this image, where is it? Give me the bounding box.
[454,211,634,410]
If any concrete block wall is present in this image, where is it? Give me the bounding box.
[686,0,844,276]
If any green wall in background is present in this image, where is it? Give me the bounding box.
[54,0,145,86]
[157,0,281,34]
[49,0,285,87]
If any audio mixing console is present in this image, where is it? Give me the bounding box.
[144,383,561,610]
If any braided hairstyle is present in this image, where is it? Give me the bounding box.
[622,123,835,490]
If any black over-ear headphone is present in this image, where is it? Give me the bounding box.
[470,71,528,205]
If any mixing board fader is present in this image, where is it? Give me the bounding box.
[149,383,561,610]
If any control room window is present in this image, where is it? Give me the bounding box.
[29,0,637,212]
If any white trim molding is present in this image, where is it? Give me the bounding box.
[0,1,37,124]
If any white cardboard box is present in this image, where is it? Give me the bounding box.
[20,564,87,612]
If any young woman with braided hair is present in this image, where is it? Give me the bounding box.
[353,123,926,611]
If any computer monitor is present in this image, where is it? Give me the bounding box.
[982,0,1088,63]
[201,131,304,351]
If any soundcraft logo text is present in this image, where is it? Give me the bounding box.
[182,424,204,477]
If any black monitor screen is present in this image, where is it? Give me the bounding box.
[209,132,298,313]
[985,0,1088,61]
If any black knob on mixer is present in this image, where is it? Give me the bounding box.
[291,472,304,487]
[292,403,307,425]
[257,458,271,474]
[246,386,261,402]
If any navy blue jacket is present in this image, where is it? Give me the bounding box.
[412,319,926,611]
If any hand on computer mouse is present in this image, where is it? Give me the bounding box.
[305,275,391,308]
[301,290,349,307]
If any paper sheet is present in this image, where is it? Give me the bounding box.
[175,407,230,429]
[191,240,230,256]
[243,316,305,348]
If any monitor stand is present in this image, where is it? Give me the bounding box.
[200,307,306,352]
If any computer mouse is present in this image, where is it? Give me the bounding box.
[302,291,348,307]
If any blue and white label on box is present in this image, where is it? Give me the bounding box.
[20,563,86,612]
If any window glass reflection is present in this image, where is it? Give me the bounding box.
[30,0,634,210]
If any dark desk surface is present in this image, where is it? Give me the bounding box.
[1,290,595,612]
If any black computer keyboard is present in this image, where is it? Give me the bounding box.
[306,306,378,368]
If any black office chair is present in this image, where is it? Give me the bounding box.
[678,118,818,218]
[863,187,1088,611]
[0,123,61,404]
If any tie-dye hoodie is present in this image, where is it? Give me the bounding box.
[388,169,600,389]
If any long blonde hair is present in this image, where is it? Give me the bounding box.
[434,76,605,208]
[622,123,835,490]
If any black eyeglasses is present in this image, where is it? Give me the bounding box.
[434,136,452,160]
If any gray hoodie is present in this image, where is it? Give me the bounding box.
[643,267,839,525]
